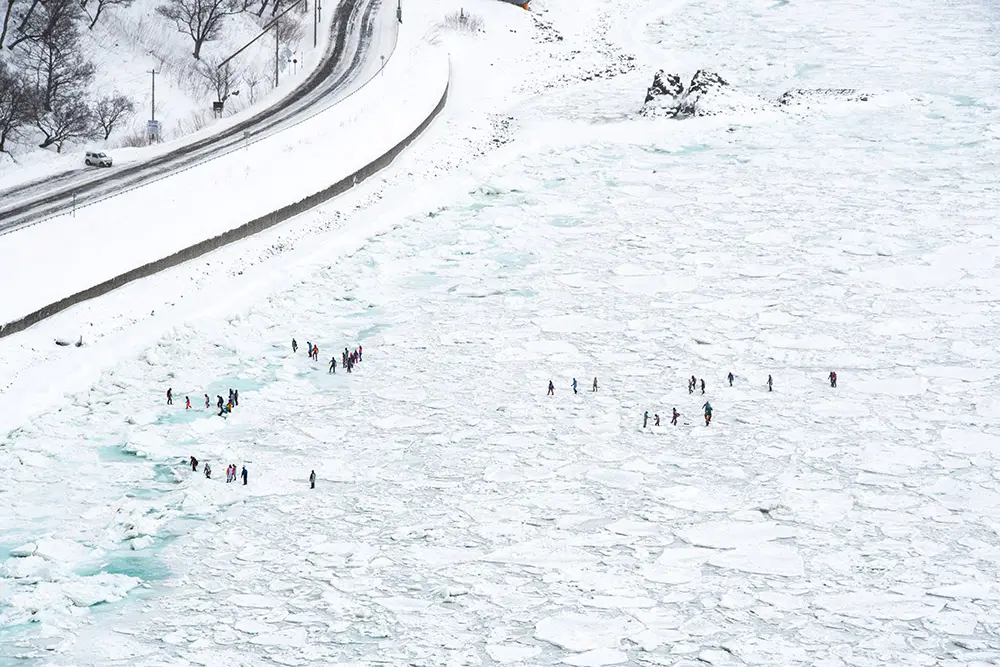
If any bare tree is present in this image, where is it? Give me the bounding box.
[84,0,133,29]
[197,58,239,104]
[35,97,94,151]
[94,93,134,139]
[7,0,79,50]
[5,0,41,49]
[1,0,19,47]
[275,11,299,42]
[241,66,262,104]
[0,64,34,152]
[156,0,241,60]
[14,3,94,112]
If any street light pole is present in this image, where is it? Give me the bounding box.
[149,69,156,121]
[274,19,279,88]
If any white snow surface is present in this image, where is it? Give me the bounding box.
[0,0,999,664]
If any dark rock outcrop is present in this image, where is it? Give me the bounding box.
[673,69,730,117]
[641,70,871,118]
[641,69,745,118]
[778,88,870,106]
[644,69,684,104]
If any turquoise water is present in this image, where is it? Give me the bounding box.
[406,272,442,290]
[100,550,172,581]
[794,63,823,78]
[358,323,391,339]
[494,252,536,268]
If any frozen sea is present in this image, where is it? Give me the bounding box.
[2,0,1000,664]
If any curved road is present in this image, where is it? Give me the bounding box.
[0,0,394,235]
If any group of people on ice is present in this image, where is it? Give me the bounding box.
[292,339,364,374]
[184,456,319,491]
[544,370,838,428]
[333,345,363,374]
[548,377,598,395]
[189,456,248,484]
[165,387,240,417]
[644,370,839,427]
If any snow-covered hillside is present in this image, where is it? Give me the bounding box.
[0,0,320,170]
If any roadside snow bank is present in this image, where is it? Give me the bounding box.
[0,30,449,328]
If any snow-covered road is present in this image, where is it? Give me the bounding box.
[1,0,999,664]
[0,0,397,233]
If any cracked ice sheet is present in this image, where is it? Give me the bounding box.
[3,0,1000,663]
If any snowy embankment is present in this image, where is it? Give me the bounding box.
[0,29,449,328]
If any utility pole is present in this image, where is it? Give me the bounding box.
[397,0,401,23]
[149,69,156,121]
[274,18,279,88]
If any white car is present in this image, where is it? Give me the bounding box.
[85,151,113,167]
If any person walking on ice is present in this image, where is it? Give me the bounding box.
[671,408,679,425]
[643,411,649,428]
[166,388,173,405]
[241,466,248,485]
[700,378,706,395]
[688,377,694,394]
[309,470,316,489]
[829,371,837,387]
[329,357,337,374]
[703,401,713,426]
[654,413,660,426]
[572,378,578,394]
[204,394,210,409]
[728,372,734,387]
[185,396,191,410]
[292,338,298,353]
[547,381,555,396]
[204,463,211,479]
[592,377,598,392]
[767,374,773,392]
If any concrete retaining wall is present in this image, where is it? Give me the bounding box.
[0,76,449,339]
